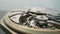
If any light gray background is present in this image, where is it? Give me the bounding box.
[0,0,60,10]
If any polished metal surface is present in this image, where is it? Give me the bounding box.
[0,8,60,34]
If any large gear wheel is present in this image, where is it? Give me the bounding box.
[0,8,60,34]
